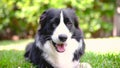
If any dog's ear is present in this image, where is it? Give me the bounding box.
[67,8,79,29]
[39,10,48,28]
[74,16,79,29]
[71,9,79,29]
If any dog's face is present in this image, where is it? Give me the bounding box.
[39,8,82,53]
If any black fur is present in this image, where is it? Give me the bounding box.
[24,42,54,68]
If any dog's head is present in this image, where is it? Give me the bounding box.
[38,8,83,53]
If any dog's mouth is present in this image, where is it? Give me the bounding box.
[52,41,67,53]
[56,44,66,52]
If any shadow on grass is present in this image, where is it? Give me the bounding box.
[0,50,34,68]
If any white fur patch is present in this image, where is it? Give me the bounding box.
[51,11,72,44]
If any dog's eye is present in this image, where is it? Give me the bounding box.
[64,18,72,26]
[66,22,72,27]
[53,18,59,27]
[52,22,59,28]
[64,18,69,23]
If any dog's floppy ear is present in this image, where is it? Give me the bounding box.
[71,9,79,29]
[68,8,79,29]
[39,10,48,28]
[74,16,79,29]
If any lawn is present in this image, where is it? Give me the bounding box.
[0,39,120,68]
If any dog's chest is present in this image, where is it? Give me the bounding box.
[55,52,78,68]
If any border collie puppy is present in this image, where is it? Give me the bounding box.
[24,8,85,68]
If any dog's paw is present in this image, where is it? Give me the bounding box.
[79,62,92,68]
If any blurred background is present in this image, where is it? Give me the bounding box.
[0,0,119,40]
[0,0,120,67]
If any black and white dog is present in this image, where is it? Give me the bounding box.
[24,8,85,68]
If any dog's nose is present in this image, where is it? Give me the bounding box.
[59,34,68,42]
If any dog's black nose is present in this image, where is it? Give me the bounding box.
[59,34,67,42]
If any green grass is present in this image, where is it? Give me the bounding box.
[81,52,120,68]
[0,39,120,68]
[0,50,34,68]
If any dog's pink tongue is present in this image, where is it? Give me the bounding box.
[56,44,65,53]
